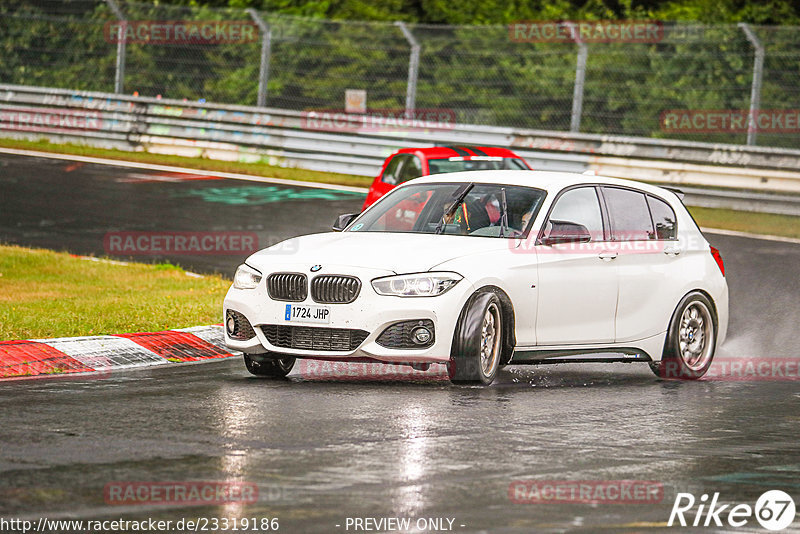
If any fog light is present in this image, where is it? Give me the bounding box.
[225,310,256,340]
[412,327,432,345]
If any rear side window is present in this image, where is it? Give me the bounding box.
[602,187,655,241]
[381,155,406,185]
[397,155,422,184]
[647,195,677,240]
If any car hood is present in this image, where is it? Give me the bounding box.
[246,232,513,274]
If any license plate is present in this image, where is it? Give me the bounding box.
[285,304,330,324]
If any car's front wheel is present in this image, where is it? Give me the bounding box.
[244,353,295,378]
[650,292,717,379]
[449,291,503,385]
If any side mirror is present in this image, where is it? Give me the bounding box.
[332,213,359,232]
[541,220,592,246]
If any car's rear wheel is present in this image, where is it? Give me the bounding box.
[449,291,503,385]
[244,353,295,378]
[650,292,716,379]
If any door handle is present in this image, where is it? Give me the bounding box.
[598,252,618,261]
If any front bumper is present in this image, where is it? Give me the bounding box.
[223,265,474,364]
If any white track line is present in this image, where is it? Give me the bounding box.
[0,147,369,193]
[73,254,204,277]
[702,227,800,245]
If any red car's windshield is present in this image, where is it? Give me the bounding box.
[427,157,528,175]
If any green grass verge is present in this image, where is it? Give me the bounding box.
[688,206,800,239]
[0,137,373,188]
[0,245,231,340]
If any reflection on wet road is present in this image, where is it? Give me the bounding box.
[1,154,799,532]
[2,361,798,532]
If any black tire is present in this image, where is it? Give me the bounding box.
[650,292,717,380]
[244,353,295,378]
[448,291,503,385]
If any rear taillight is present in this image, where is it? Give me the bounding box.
[710,246,725,276]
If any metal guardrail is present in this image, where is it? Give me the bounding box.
[679,186,800,216]
[2,84,800,208]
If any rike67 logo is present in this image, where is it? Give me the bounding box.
[669,490,796,531]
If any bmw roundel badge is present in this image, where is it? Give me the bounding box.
[310,265,322,272]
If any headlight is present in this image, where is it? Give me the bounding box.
[233,264,262,290]
[372,272,462,297]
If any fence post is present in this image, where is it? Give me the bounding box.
[739,23,765,146]
[395,22,420,119]
[565,23,587,133]
[247,9,272,108]
[105,0,126,94]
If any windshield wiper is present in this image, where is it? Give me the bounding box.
[434,183,474,234]
[498,187,509,237]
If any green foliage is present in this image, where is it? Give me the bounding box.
[0,245,231,340]
[0,0,799,147]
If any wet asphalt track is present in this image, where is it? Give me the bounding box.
[1,153,799,533]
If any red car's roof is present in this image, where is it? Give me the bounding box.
[395,146,523,159]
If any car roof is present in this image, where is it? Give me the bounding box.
[404,170,680,200]
[396,146,523,159]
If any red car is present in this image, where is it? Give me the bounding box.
[361,146,531,210]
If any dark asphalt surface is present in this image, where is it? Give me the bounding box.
[0,154,364,276]
[1,153,799,533]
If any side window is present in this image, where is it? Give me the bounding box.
[647,195,677,240]
[507,158,528,170]
[380,155,406,186]
[603,187,655,241]
[544,187,604,241]
[397,155,422,184]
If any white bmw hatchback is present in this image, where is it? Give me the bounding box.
[224,170,728,385]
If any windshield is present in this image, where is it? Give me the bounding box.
[427,157,528,175]
[350,183,546,238]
